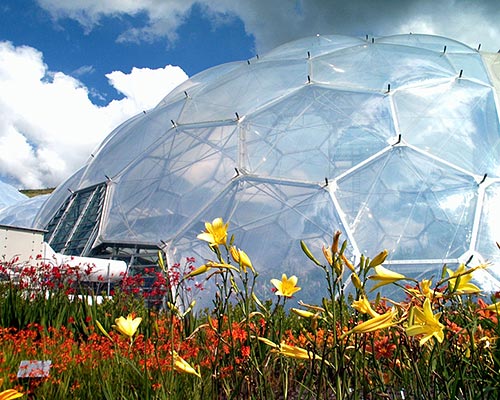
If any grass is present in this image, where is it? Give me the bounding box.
[18,188,55,198]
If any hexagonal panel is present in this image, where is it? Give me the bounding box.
[243,85,394,180]
[101,123,239,244]
[335,146,477,259]
[394,80,500,177]
[170,178,346,305]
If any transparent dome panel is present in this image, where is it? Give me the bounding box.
[445,52,491,84]
[101,124,239,244]
[476,183,500,269]
[169,178,347,307]
[263,35,365,60]
[88,113,144,160]
[335,147,477,259]
[0,194,49,229]
[80,100,184,188]
[312,43,456,91]
[394,80,500,176]
[0,181,27,209]
[157,61,245,108]
[377,34,475,54]
[243,85,394,180]
[178,59,307,124]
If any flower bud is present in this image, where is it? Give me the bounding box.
[368,250,389,268]
[351,272,362,289]
[301,240,322,266]
[291,308,316,318]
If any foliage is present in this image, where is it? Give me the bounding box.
[1,220,499,399]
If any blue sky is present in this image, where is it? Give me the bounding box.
[0,0,499,188]
[0,1,255,105]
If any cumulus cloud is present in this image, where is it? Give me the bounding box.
[106,65,188,111]
[36,0,500,52]
[0,41,188,189]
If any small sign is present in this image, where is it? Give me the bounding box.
[17,360,51,378]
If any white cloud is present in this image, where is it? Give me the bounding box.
[106,65,188,111]
[0,41,188,188]
[36,0,500,52]
[72,64,95,77]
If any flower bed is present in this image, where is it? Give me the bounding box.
[1,219,499,399]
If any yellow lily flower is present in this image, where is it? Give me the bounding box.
[0,389,24,400]
[405,298,444,346]
[446,264,480,294]
[257,337,330,365]
[271,274,301,298]
[112,314,142,340]
[230,246,255,273]
[346,308,397,336]
[407,279,443,300]
[368,265,406,291]
[0,380,23,400]
[352,295,380,318]
[196,217,228,246]
[172,351,200,378]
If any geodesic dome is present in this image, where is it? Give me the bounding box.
[0,180,27,211]
[0,194,49,228]
[33,33,500,303]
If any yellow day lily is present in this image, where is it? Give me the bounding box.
[368,265,406,291]
[230,246,255,273]
[271,274,301,298]
[405,298,444,346]
[0,380,23,400]
[258,337,330,365]
[197,217,228,246]
[112,314,142,340]
[345,308,397,336]
[446,264,480,294]
[172,351,200,378]
[352,295,380,318]
[407,279,443,300]
[0,389,24,400]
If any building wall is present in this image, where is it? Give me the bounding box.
[0,224,45,263]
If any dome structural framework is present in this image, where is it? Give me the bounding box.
[32,34,500,302]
